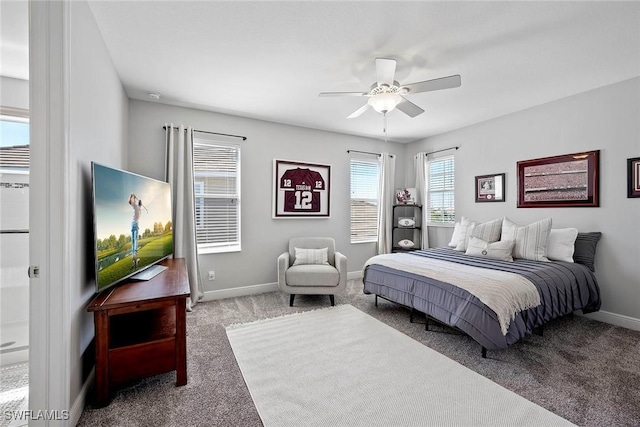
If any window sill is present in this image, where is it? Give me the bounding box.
[198,245,241,255]
[351,240,377,245]
[426,223,455,228]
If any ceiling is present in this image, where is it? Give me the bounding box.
[3,2,640,143]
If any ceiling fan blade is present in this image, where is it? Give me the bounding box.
[396,97,425,118]
[319,91,367,97]
[375,58,396,87]
[347,103,370,119]
[401,74,461,94]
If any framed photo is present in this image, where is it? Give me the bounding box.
[273,159,330,218]
[395,188,417,205]
[475,173,505,202]
[628,157,640,198]
[517,150,599,208]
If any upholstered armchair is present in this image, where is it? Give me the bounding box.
[277,237,347,306]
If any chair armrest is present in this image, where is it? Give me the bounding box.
[334,251,347,287]
[277,252,290,289]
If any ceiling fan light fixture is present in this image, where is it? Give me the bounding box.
[368,92,402,114]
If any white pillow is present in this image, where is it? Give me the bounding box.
[456,218,502,251]
[501,216,519,242]
[453,217,478,251]
[502,217,552,262]
[293,247,329,265]
[466,236,515,261]
[448,222,463,247]
[547,228,578,262]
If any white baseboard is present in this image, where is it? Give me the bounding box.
[347,271,363,280]
[70,368,94,426]
[202,282,279,301]
[579,310,640,331]
[202,271,364,301]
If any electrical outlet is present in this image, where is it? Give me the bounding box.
[208,271,215,281]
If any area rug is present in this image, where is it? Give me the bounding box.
[226,304,573,427]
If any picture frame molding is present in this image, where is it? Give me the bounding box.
[475,173,506,203]
[273,159,331,218]
[517,150,599,208]
[628,157,640,198]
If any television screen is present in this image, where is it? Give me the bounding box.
[91,162,173,293]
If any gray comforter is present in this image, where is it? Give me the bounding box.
[363,248,601,350]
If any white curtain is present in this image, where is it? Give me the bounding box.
[376,153,396,254]
[166,124,204,311]
[414,152,429,249]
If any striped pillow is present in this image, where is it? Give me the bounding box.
[293,247,329,265]
[508,217,553,262]
[456,217,503,251]
[470,217,503,243]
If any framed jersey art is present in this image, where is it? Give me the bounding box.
[273,159,330,218]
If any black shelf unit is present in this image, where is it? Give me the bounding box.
[392,204,422,252]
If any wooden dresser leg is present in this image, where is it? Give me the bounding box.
[94,310,110,406]
[175,297,187,386]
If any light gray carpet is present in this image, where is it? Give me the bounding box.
[227,304,572,426]
[77,279,640,426]
[0,362,28,427]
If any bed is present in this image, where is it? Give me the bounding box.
[363,247,601,355]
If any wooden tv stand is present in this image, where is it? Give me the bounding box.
[87,258,189,406]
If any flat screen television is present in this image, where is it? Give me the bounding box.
[91,162,174,293]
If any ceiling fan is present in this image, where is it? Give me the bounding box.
[319,58,461,119]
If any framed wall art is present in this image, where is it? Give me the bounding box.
[273,159,330,218]
[475,173,505,202]
[517,150,599,208]
[628,157,640,198]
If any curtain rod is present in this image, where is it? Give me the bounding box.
[163,125,246,141]
[347,149,395,158]
[425,146,459,156]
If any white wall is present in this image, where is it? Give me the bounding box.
[68,0,129,413]
[127,100,405,295]
[406,77,640,322]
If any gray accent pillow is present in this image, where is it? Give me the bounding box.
[573,232,602,272]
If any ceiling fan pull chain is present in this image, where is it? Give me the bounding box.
[383,112,388,142]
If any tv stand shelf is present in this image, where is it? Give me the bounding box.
[87,258,189,406]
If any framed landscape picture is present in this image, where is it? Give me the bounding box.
[273,159,331,218]
[517,150,599,208]
[628,157,640,198]
[475,173,505,202]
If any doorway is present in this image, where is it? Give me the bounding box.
[0,114,30,426]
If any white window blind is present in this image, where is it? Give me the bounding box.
[350,158,380,243]
[426,155,455,224]
[193,140,241,252]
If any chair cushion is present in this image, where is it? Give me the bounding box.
[285,264,340,287]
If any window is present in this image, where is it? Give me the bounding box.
[192,140,241,253]
[0,112,30,170]
[426,155,455,224]
[350,158,380,243]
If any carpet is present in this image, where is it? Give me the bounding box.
[0,363,29,427]
[226,304,573,427]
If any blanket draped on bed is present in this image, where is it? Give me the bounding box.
[364,253,540,335]
[363,248,601,350]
